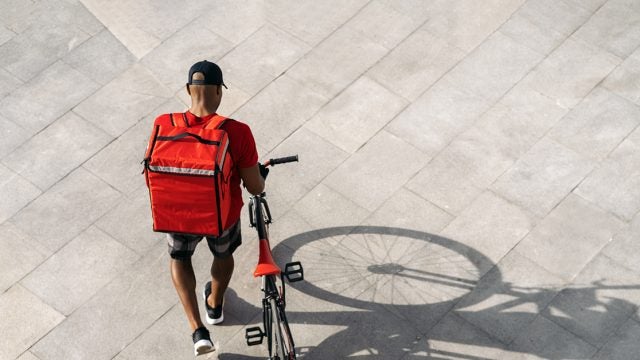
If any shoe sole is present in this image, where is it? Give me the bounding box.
[194,339,215,356]
[202,287,224,325]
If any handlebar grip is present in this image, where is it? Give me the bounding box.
[268,155,299,166]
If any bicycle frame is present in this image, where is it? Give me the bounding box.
[245,157,303,360]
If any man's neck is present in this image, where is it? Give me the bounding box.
[188,104,218,118]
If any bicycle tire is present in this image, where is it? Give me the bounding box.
[269,297,285,359]
[266,275,296,360]
[276,300,296,359]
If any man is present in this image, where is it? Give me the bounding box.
[153,60,266,355]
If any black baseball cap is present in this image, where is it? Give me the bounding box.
[187,60,227,88]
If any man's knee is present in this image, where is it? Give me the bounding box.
[170,251,194,261]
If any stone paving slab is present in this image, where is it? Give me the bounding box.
[491,137,595,218]
[0,222,49,294]
[444,30,543,104]
[0,285,64,360]
[287,25,389,98]
[2,1,640,359]
[2,111,113,190]
[0,163,41,224]
[219,23,310,96]
[305,76,407,154]
[513,193,626,280]
[21,225,140,316]
[73,63,173,138]
[235,75,329,153]
[574,0,640,58]
[521,37,621,109]
[603,47,640,105]
[367,27,466,102]
[0,60,101,134]
[9,167,122,253]
[64,28,136,86]
[500,315,599,359]
[593,318,640,360]
[547,87,640,161]
[576,125,640,221]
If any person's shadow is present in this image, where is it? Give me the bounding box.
[218,226,640,359]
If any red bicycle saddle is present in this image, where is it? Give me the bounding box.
[254,238,281,277]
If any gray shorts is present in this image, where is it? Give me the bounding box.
[167,220,242,260]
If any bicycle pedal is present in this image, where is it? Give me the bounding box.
[245,326,264,346]
[284,261,304,282]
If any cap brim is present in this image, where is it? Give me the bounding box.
[188,80,228,88]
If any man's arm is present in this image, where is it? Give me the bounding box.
[239,164,265,195]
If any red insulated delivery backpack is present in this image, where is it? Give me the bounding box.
[143,112,233,236]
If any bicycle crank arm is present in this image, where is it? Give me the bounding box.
[245,326,265,346]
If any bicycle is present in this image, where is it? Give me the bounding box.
[245,155,304,360]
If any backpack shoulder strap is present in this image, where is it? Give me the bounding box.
[169,113,189,127]
[153,113,173,126]
[204,115,228,130]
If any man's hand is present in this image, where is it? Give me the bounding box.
[258,163,269,180]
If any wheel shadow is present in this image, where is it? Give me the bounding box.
[222,226,640,359]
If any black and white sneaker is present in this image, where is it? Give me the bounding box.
[192,327,215,356]
[203,281,224,325]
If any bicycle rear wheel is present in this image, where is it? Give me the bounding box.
[266,276,296,359]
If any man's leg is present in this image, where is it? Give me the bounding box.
[171,258,205,331]
[208,255,234,307]
[205,221,241,309]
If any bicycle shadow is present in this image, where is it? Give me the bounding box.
[221,226,640,359]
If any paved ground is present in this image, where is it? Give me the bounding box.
[2,0,640,359]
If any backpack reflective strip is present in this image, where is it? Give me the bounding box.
[148,165,217,176]
[218,139,229,171]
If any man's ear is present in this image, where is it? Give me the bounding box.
[186,84,191,95]
[217,85,221,95]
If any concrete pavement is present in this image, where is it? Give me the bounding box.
[1,0,640,359]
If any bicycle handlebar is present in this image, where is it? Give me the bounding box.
[265,155,299,167]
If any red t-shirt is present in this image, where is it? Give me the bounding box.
[153,111,259,230]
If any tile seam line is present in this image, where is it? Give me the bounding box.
[1,29,97,84]
[516,312,601,354]
[27,252,179,358]
[0,56,103,136]
[16,289,68,359]
[520,53,633,223]
[401,2,536,196]
[400,186,460,223]
[97,22,265,104]
[572,80,640,164]
[591,317,639,359]
[4,202,138,312]
[3,140,126,226]
[540,293,627,353]
[509,209,617,286]
[1,57,107,142]
[110,303,178,359]
[0,1,110,82]
[1,81,181,227]
[451,311,513,348]
[3,171,128,297]
[573,184,635,225]
[423,0,624,195]
[263,3,444,156]
[0,108,116,187]
[593,253,640,286]
[226,0,375,128]
[14,233,142,320]
[474,4,621,211]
